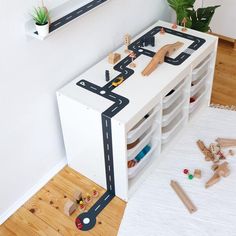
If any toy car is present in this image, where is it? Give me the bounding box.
[112,77,124,87]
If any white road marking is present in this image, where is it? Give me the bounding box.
[108,165,111,171]
[124,70,128,75]
[107,144,109,150]
[90,86,97,90]
[110,185,112,191]
[105,120,108,127]
[111,106,118,112]
[87,4,93,8]
[54,22,61,26]
[106,132,109,139]
[95,204,101,212]
[66,15,72,20]
[107,155,110,161]
[109,94,116,99]
[77,10,83,14]
[124,59,129,64]
[109,175,112,181]
[108,84,113,89]
[104,194,110,201]
[118,99,122,104]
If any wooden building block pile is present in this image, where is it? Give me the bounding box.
[196,138,236,188]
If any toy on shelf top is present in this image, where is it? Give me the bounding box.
[124,34,131,53]
[181,17,187,32]
[142,41,184,76]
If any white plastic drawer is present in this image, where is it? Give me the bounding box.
[192,56,211,82]
[128,142,158,179]
[190,87,207,113]
[127,125,157,161]
[127,107,158,144]
[162,112,185,144]
[163,79,185,109]
[191,71,209,96]
[162,96,185,127]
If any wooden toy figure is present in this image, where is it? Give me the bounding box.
[160,27,165,34]
[79,200,86,211]
[92,188,99,198]
[85,193,92,203]
[129,51,136,68]
[124,34,131,53]
[182,18,187,32]
[172,22,177,29]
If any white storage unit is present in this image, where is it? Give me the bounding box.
[57,21,218,201]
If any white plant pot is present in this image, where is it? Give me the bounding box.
[35,22,49,37]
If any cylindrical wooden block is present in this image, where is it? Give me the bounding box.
[170,180,197,214]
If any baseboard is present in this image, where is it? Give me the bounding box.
[0,158,67,225]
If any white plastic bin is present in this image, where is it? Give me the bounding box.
[189,87,207,113]
[192,56,211,82]
[162,112,186,144]
[127,125,157,161]
[128,142,158,179]
[127,107,159,144]
[162,96,185,127]
[191,71,209,96]
[163,79,186,109]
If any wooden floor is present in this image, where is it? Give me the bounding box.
[211,40,236,106]
[0,39,235,236]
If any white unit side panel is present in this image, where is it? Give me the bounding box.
[111,120,128,201]
[57,93,106,189]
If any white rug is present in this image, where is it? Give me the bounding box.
[118,107,236,236]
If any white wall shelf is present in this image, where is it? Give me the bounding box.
[26,0,109,40]
[57,21,218,201]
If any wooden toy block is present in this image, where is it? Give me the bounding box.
[142,41,184,76]
[216,138,236,148]
[64,200,77,216]
[124,34,131,53]
[229,149,235,156]
[170,180,197,214]
[209,143,225,162]
[194,169,201,179]
[211,164,219,171]
[108,52,121,64]
[205,162,230,188]
[196,140,214,161]
[73,190,82,203]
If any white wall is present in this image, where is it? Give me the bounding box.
[0,0,171,224]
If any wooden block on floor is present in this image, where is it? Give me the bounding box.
[73,189,82,203]
[194,169,201,179]
[64,200,77,216]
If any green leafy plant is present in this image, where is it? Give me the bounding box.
[188,6,220,32]
[32,7,49,25]
[166,0,220,32]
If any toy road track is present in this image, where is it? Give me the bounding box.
[75,25,205,231]
[34,0,108,35]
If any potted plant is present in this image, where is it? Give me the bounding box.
[32,6,50,37]
[166,0,220,32]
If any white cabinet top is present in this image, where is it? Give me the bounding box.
[58,21,217,128]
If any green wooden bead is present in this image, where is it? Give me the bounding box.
[188,174,194,180]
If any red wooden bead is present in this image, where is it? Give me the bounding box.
[183,169,189,174]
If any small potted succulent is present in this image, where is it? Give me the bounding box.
[32,6,50,37]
